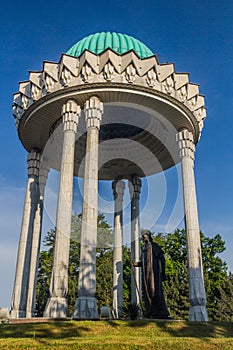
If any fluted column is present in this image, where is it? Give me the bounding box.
[112,179,125,319]
[44,100,80,318]
[73,96,103,319]
[177,129,208,321]
[11,150,41,318]
[26,162,49,317]
[128,175,142,306]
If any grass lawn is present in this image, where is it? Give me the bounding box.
[0,320,233,349]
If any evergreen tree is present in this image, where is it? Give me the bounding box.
[153,229,230,320]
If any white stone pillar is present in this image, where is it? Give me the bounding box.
[73,96,103,319]
[112,179,125,319]
[11,150,41,318]
[44,100,80,318]
[128,175,142,306]
[177,129,208,321]
[26,162,49,318]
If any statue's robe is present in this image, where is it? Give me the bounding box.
[141,241,170,318]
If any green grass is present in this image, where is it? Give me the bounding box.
[0,320,233,349]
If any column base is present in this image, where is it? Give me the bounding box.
[72,297,99,319]
[43,297,68,318]
[189,305,208,321]
[10,309,26,318]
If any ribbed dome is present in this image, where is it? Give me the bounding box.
[66,32,154,59]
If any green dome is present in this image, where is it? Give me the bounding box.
[66,32,154,59]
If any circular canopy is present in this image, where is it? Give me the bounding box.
[66,32,154,59]
[13,32,206,180]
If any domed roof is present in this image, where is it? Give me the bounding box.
[66,32,154,59]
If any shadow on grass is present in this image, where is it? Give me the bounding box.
[125,319,233,338]
[0,321,90,339]
[1,319,233,346]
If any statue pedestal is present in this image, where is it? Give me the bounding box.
[72,297,98,319]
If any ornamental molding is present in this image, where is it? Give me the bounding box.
[85,96,104,129]
[13,49,206,136]
[62,100,80,132]
[176,129,195,161]
[128,175,142,200]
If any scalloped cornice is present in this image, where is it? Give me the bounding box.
[13,49,206,138]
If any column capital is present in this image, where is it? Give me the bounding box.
[128,175,142,200]
[176,129,195,161]
[39,159,50,195]
[27,149,41,177]
[62,99,81,132]
[85,96,103,129]
[112,180,125,201]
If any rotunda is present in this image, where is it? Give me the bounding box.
[11,32,208,321]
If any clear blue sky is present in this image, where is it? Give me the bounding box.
[0,0,233,308]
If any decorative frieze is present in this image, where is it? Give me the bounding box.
[12,49,206,135]
[162,76,174,95]
[125,64,136,83]
[176,85,187,102]
[12,93,24,123]
[31,83,41,100]
[103,62,115,82]
[146,68,157,87]
[81,63,93,83]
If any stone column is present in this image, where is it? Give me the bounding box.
[128,175,142,306]
[26,162,49,318]
[73,96,103,319]
[11,150,41,318]
[176,129,208,321]
[44,100,80,318]
[112,179,125,319]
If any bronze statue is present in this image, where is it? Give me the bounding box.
[134,230,170,319]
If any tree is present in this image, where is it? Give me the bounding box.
[96,249,113,309]
[214,273,233,321]
[152,229,231,320]
[153,230,189,319]
[36,230,54,316]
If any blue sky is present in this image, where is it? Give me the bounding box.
[0,0,233,308]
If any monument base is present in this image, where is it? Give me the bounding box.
[43,297,68,318]
[189,305,208,321]
[10,309,26,318]
[72,297,98,319]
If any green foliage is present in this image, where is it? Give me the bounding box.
[36,230,54,316]
[96,249,113,309]
[153,229,189,319]
[214,273,233,321]
[153,229,231,321]
[120,302,140,320]
[122,246,131,306]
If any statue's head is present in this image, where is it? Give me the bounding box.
[141,230,152,243]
